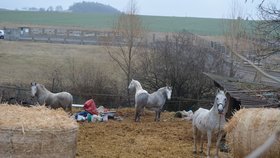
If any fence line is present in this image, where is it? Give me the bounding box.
[4,27,124,45]
[0,84,213,111]
[3,27,228,49]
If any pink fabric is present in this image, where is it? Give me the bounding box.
[84,99,98,115]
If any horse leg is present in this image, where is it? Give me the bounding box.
[193,126,198,153]
[135,103,139,122]
[215,131,224,158]
[135,106,143,122]
[154,111,160,122]
[206,130,212,158]
[69,104,72,113]
[67,103,72,114]
[135,110,140,122]
[200,134,204,153]
[157,111,161,122]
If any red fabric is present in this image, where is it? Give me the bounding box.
[84,99,98,115]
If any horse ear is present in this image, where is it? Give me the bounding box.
[31,82,36,86]
[224,89,229,95]
[216,88,220,94]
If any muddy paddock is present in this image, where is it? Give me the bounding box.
[76,108,231,158]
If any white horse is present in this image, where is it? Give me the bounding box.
[31,82,73,112]
[192,89,228,158]
[128,79,148,100]
[128,79,149,121]
[128,79,172,122]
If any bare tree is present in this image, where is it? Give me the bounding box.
[254,0,280,56]
[224,0,280,83]
[240,0,280,68]
[135,31,225,107]
[223,0,249,77]
[66,57,117,96]
[55,5,63,12]
[105,0,145,106]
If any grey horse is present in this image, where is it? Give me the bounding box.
[145,86,172,121]
[128,79,172,122]
[31,82,73,113]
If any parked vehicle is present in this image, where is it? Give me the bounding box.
[0,30,4,39]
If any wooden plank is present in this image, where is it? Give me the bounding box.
[72,104,84,108]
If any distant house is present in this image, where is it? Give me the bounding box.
[19,27,30,36]
[204,73,280,118]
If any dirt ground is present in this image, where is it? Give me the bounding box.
[76,108,232,158]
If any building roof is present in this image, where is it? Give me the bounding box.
[204,72,280,108]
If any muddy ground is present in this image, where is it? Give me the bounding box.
[76,108,232,158]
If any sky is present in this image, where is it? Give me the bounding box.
[0,0,273,19]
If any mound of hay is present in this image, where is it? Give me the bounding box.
[0,104,78,158]
[225,108,280,158]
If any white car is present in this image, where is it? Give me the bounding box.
[0,30,4,39]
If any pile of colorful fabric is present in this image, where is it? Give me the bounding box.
[74,99,117,122]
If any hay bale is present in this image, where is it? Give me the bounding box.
[0,104,78,158]
[225,108,280,158]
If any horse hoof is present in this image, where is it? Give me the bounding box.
[199,151,203,153]
[193,151,197,154]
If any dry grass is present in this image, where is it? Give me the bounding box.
[0,40,120,84]
[0,105,232,157]
[76,108,232,158]
[225,108,280,158]
[0,104,78,130]
[0,104,78,158]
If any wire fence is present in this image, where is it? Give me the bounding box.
[0,84,214,111]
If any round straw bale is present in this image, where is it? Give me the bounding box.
[225,108,280,158]
[0,104,78,158]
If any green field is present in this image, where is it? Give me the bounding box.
[0,40,119,85]
[0,10,244,36]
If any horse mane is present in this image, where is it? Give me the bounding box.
[132,80,143,90]
[36,84,50,95]
[157,87,166,92]
[157,87,169,97]
[134,80,141,86]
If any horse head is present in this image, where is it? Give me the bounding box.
[215,89,227,115]
[30,82,37,97]
[128,79,135,90]
[166,86,172,100]
[128,79,142,91]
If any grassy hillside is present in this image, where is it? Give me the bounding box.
[0,10,244,36]
[141,15,228,35]
[0,40,120,85]
[0,11,117,30]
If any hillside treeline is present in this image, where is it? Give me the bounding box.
[68,1,120,14]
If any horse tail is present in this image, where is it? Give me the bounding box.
[68,94,73,113]
[136,93,149,108]
[134,93,149,122]
[186,110,194,121]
